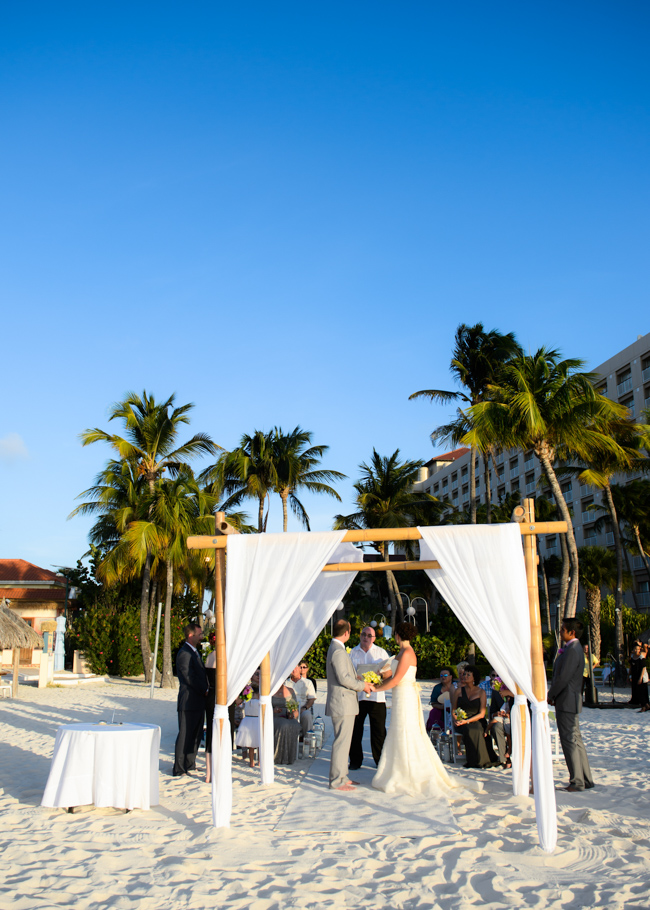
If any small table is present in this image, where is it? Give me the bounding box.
[41,722,161,811]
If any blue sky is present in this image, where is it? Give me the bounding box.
[1,2,648,571]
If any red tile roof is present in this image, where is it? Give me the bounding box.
[428,447,470,463]
[0,587,67,602]
[0,559,66,585]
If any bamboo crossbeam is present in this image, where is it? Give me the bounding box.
[187,520,568,551]
[322,560,441,572]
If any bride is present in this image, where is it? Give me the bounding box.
[371,622,477,797]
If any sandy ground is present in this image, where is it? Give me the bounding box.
[1,678,649,910]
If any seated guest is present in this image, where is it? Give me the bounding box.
[485,672,513,768]
[286,664,316,737]
[426,667,456,731]
[452,665,499,769]
[300,660,318,695]
[272,682,301,764]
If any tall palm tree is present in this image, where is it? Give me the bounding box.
[79,391,219,681]
[409,323,521,523]
[578,546,621,660]
[613,480,650,585]
[560,418,648,661]
[463,348,629,618]
[123,467,217,687]
[272,426,346,531]
[333,450,444,628]
[210,430,278,533]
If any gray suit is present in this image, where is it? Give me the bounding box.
[548,638,593,790]
[325,640,366,789]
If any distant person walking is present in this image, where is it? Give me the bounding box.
[548,619,594,792]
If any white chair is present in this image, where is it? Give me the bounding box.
[0,679,12,698]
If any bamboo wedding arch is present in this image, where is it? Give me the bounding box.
[187,500,567,758]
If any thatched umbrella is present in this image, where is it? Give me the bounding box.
[0,598,44,697]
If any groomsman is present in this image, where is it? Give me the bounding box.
[173,622,209,777]
[548,619,594,792]
[348,626,390,769]
[325,619,373,791]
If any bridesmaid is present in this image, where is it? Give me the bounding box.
[452,665,499,769]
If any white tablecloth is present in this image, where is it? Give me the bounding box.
[41,722,160,810]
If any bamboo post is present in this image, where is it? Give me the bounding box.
[522,499,547,703]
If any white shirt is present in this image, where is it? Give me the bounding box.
[349,643,390,703]
[285,676,316,711]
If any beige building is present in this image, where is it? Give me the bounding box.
[0,559,77,666]
[413,331,650,613]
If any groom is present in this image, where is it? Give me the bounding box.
[325,619,374,791]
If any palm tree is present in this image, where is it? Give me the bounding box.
[272,427,346,531]
[409,323,521,523]
[211,430,278,533]
[79,391,219,681]
[463,348,629,618]
[123,467,217,687]
[578,546,621,660]
[333,449,444,628]
[560,418,648,661]
[613,480,650,584]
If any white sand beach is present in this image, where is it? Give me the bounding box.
[1,679,649,910]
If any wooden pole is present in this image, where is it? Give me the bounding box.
[322,559,441,573]
[187,521,567,551]
[522,499,547,703]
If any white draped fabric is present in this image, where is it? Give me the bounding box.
[211,530,349,827]
[418,524,557,853]
[259,542,363,784]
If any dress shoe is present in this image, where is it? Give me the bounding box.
[348,765,361,771]
[563,785,585,792]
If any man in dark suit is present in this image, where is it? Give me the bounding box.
[173,622,209,777]
[548,618,594,792]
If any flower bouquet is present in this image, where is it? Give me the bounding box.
[240,683,253,702]
[454,708,468,722]
[491,676,503,692]
[285,699,299,716]
[362,670,382,698]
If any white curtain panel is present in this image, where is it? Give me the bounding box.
[259,542,363,785]
[211,530,347,827]
[418,524,557,853]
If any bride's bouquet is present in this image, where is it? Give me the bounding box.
[362,670,382,698]
[454,707,468,721]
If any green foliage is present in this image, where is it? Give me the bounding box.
[578,594,648,658]
[428,604,473,663]
[70,599,192,676]
[302,628,332,679]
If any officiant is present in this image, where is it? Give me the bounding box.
[348,626,390,770]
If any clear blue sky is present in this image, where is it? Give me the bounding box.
[1,2,648,571]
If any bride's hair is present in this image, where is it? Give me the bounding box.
[395,622,417,641]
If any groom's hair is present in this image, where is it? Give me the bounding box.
[333,619,350,638]
[562,618,583,637]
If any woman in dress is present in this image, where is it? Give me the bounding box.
[426,666,456,731]
[452,665,498,768]
[235,669,261,766]
[629,640,650,712]
[272,682,301,764]
[371,623,478,797]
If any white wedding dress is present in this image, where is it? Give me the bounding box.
[372,659,477,798]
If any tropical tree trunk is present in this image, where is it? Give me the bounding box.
[469,445,477,524]
[559,534,570,620]
[484,451,492,524]
[633,524,650,585]
[584,585,601,660]
[281,490,289,532]
[386,570,403,626]
[148,578,158,634]
[161,557,175,688]
[603,483,624,663]
[258,496,265,533]
[536,445,579,617]
[140,553,153,683]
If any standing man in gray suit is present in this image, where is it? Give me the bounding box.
[548,618,594,792]
[325,619,374,791]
